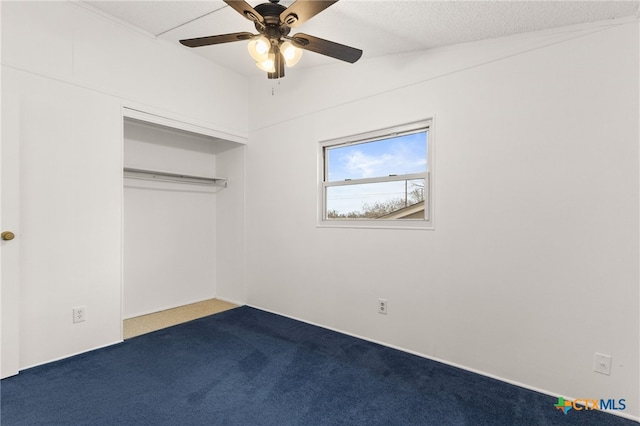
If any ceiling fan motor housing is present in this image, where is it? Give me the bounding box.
[255,2,286,25]
[254,1,298,43]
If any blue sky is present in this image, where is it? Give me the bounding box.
[326,131,428,215]
[327,132,427,182]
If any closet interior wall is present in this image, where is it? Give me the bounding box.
[123,118,227,319]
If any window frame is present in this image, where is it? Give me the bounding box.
[318,119,434,230]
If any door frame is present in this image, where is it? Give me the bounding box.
[1,80,21,378]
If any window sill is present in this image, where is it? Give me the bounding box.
[317,220,434,230]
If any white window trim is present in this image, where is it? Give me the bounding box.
[317,119,434,230]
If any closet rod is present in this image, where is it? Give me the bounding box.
[123,167,227,187]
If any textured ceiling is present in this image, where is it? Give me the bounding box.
[82,1,640,77]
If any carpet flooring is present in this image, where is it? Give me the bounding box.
[1,306,636,425]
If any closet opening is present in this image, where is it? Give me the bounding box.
[122,115,245,338]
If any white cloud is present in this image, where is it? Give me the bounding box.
[342,144,426,179]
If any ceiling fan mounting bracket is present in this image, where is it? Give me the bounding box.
[290,36,309,47]
[283,14,298,26]
[244,11,259,22]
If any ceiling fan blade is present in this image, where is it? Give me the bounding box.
[291,33,362,63]
[280,0,338,27]
[180,32,254,48]
[224,0,264,24]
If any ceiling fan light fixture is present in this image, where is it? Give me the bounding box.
[280,41,302,67]
[247,36,271,62]
[255,52,276,73]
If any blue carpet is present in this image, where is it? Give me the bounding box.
[1,306,636,425]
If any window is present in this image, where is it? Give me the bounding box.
[319,120,432,229]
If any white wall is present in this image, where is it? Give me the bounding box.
[4,67,124,370]
[1,1,247,369]
[2,1,248,132]
[124,120,222,318]
[215,141,247,304]
[245,19,640,419]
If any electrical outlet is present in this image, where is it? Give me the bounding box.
[378,298,388,315]
[73,306,86,324]
[594,352,612,375]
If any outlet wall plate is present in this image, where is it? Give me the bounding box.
[594,352,612,375]
[378,298,388,315]
[73,306,86,323]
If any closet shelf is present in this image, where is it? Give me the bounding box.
[123,167,227,187]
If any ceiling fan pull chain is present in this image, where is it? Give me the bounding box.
[271,78,281,96]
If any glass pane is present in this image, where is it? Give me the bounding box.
[326,131,427,182]
[326,179,425,220]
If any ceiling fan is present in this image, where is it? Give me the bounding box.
[179,0,363,79]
